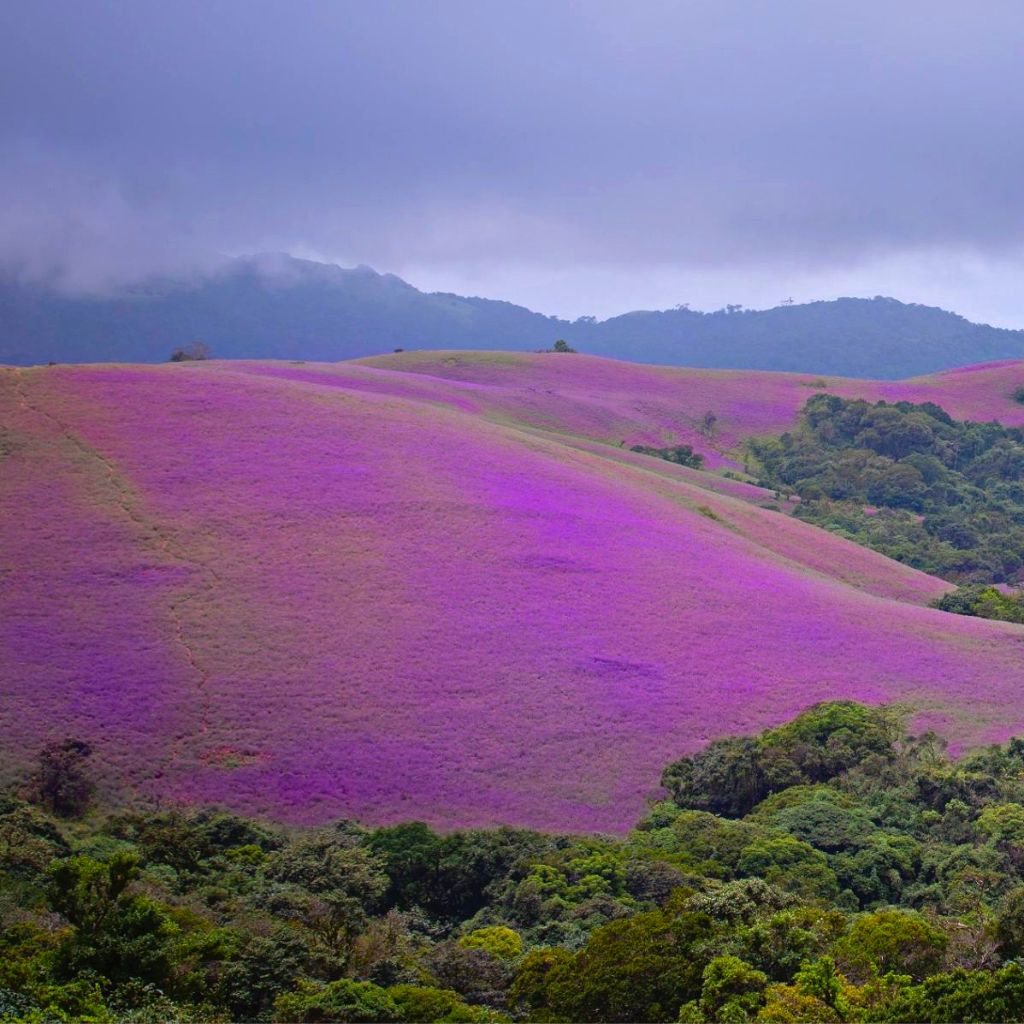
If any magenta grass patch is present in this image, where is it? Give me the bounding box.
[354,351,1024,464]
[3,356,1024,833]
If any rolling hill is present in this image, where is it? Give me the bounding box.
[4,253,1024,376]
[4,352,1024,832]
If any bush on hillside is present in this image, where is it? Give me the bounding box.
[630,443,705,469]
[933,584,1024,624]
[169,342,211,362]
[24,736,94,817]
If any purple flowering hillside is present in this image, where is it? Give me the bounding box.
[4,353,1024,832]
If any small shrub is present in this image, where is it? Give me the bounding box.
[169,342,211,362]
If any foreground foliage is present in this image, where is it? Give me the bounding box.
[9,702,1024,1021]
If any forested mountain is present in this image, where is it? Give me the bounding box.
[3,253,1023,377]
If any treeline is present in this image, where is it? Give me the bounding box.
[630,443,706,469]
[749,393,1024,585]
[9,703,1024,1021]
[933,584,1024,624]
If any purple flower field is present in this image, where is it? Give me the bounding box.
[3,354,1024,832]
[352,351,1024,467]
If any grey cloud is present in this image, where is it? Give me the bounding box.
[3,0,1024,303]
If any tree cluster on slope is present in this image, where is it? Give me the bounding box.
[750,393,1024,586]
[630,444,706,469]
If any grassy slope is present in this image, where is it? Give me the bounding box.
[355,352,1024,465]
[3,354,1024,832]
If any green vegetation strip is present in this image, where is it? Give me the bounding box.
[10,704,1024,1021]
[751,393,1024,587]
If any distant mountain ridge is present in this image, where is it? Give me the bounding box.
[3,253,1023,377]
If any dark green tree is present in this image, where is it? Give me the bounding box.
[26,737,94,817]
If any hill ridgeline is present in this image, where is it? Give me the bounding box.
[3,253,1023,377]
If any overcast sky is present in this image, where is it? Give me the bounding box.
[4,1,1024,323]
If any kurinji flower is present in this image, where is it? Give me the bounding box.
[2,354,1023,833]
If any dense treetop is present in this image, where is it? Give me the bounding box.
[750,393,1024,584]
[9,702,1024,1021]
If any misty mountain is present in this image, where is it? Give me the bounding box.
[3,253,1024,378]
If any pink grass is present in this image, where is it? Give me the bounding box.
[3,355,1024,833]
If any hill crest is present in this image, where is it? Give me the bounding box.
[4,254,1024,377]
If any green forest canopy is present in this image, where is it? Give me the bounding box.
[750,393,1024,586]
[9,702,1024,1021]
